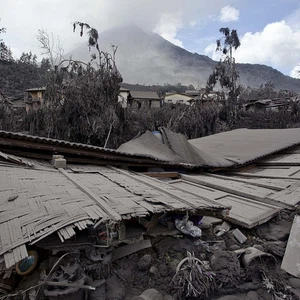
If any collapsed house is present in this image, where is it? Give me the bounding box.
[0,128,300,298]
[0,130,231,271]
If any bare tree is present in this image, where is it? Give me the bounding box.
[37,29,64,67]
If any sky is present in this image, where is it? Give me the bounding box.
[1,0,300,78]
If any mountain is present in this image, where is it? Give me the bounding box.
[69,25,300,91]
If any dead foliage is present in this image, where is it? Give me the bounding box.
[170,251,216,299]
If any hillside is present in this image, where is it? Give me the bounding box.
[69,25,300,91]
[0,60,47,98]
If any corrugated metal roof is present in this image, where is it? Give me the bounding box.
[118,128,300,169]
[190,128,300,167]
[118,129,232,168]
[0,130,168,163]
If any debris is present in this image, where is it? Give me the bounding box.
[15,250,39,276]
[242,247,276,268]
[214,221,231,237]
[256,219,292,241]
[43,261,87,300]
[42,280,97,290]
[131,288,163,300]
[106,274,125,300]
[87,278,106,300]
[174,215,202,237]
[209,251,240,284]
[200,216,223,226]
[149,266,159,277]
[158,264,169,277]
[288,277,300,289]
[252,244,264,252]
[88,247,112,262]
[244,291,260,300]
[223,232,239,250]
[170,251,216,298]
[137,254,152,271]
[232,229,247,244]
[261,270,294,300]
[7,195,18,202]
[281,215,300,278]
[194,240,226,253]
[112,239,152,261]
[43,276,86,300]
[265,241,286,257]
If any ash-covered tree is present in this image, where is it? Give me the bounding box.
[28,22,122,146]
[0,19,13,62]
[18,51,37,65]
[207,27,241,123]
[0,42,13,61]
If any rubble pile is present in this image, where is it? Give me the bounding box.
[0,209,299,300]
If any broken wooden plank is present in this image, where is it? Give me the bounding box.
[112,239,152,261]
[170,179,280,228]
[181,174,292,209]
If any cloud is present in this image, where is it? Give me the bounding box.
[204,20,300,76]
[154,13,183,47]
[291,65,300,78]
[219,5,240,22]
[1,0,238,59]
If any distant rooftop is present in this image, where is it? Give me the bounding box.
[119,87,130,92]
[130,91,160,100]
[25,87,46,92]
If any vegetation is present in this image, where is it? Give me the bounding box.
[207,27,241,123]
[0,20,299,149]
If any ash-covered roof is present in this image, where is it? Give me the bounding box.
[129,91,160,100]
[0,160,227,268]
[189,128,300,166]
[25,87,46,92]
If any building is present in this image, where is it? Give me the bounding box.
[244,98,292,112]
[118,87,130,108]
[184,89,203,97]
[24,87,46,113]
[128,91,162,108]
[164,92,193,105]
[185,89,222,104]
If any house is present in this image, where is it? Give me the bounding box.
[185,89,222,104]
[118,87,130,108]
[164,92,193,105]
[244,98,291,112]
[128,91,162,108]
[185,89,203,97]
[0,130,228,269]
[24,87,46,113]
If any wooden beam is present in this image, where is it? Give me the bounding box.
[143,172,180,179]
